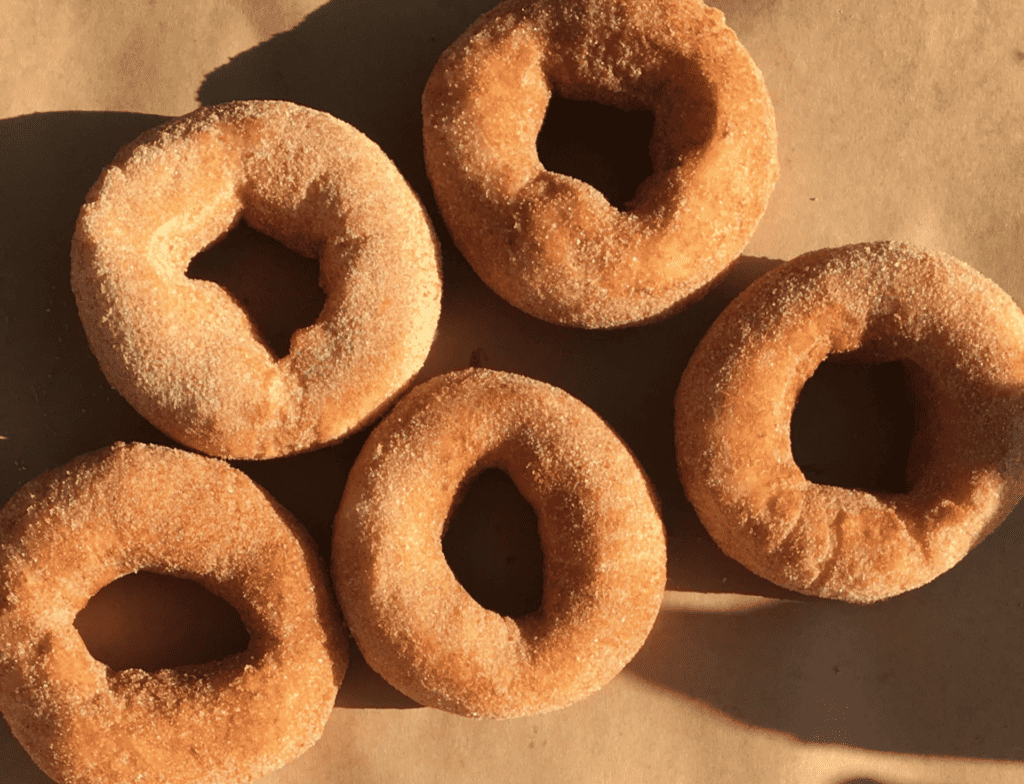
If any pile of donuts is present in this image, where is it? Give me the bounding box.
[3,0,1024,782]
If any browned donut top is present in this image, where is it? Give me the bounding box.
[676,241,1024,602]
[334,369,666,718]
[72,101,442,460]
[423,0,778,327]
[0,442,347,784]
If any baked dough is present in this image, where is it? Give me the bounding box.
[0,442,347,784]
[676,242,1024,602]
[423,0,778,327]
[333,369,666,717]
[72,100,442,459]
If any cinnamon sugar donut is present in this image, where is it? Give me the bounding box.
[675,242,1024,603]
[0,442,347,784]
[333,369,666,718]
[422,0,778,328]
[72,101,442,459]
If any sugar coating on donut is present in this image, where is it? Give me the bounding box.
[423,0,779,328]
[72,101,442,459]
[676,241,1024,602]
[0,442,347,784]
[333,369,666,718]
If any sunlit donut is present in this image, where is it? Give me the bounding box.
[72,100,442,459]
[676,241,1024,602]
[422,0,779,328]
[0,442,347,784]
[333,369,666,718]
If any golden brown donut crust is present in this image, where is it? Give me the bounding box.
[422,0,779,328]
[333,369,666,718]
[0,442,347,784]
[72,100,442,460]
[676,241,1024,603]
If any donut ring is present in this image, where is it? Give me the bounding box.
[72,100,442,459]
[422,0,778,328]
[0,442,347,784]
[675,242,1024,603]
[333,369,666,718]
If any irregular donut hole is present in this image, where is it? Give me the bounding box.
[536,95,655,211]
[186,220,326,359]
[442,468,544,618]
[74,570,250,672]
[790,355,917,493]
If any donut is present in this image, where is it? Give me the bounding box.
[0,442,347,784]
[71,100,442,460]
[333,369,666,718]
[675,241,1024,603]
[422,0,779,328]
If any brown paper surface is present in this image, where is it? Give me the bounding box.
[3,0,1024,782]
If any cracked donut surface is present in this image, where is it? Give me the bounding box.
[675,241,1024,602]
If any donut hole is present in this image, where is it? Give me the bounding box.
[442,468,544,618]
[536,95,655,211]
[186,220,326,359]
[790,357,917,494]
[74,571,250,672]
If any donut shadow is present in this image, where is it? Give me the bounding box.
[0,110,177,506]
[334,642,422,710]
[196,0,494,201]
[0,724,52,784]
[627,498,1024,761]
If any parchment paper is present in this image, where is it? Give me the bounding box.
[2,1,1024,782]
